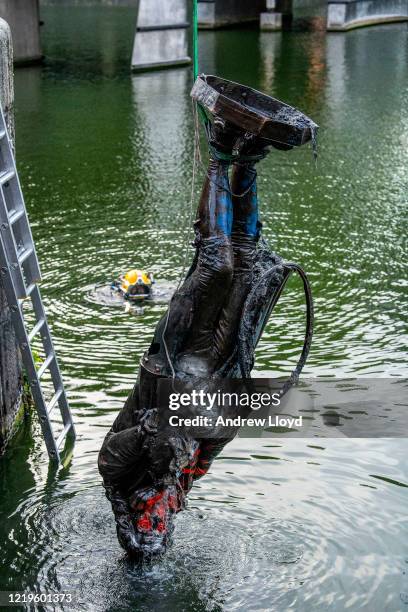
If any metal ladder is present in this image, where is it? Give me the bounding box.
[0,106,75,462]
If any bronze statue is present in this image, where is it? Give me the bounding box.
[98,75,317,558]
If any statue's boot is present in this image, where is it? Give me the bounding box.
[191,74,318,155]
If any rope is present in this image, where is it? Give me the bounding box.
[161,100,202,379]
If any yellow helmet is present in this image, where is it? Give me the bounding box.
[121,269,152,291]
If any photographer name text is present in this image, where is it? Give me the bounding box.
[168,415,302,428]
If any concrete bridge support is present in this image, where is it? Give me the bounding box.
[198,0,265,28]
[0,19,24,454]
[131,0,191,71]
[260,0,293,30]
[327,0,408,31]
[0,0,42,65]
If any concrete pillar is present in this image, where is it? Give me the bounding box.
[0,17,13,144]
[326,2,348,30]
[131,0,191,71]
[198,0,265,29]
[260,0,293,31]
[0,18,24,454]
[0,0,42,65]
[327,0,408,31]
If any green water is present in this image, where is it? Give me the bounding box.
[0,6,407,610]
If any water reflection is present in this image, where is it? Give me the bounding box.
[2,425,407,610]
[260,31,282,92]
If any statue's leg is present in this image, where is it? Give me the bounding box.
[214,160,260,365]
[159,142,236,377]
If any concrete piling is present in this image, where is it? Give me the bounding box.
[0,0,42,65]
[260,0,293,31]
[327,0,408,31]
[0,18,24,454]
[131,0,191,72]
[198,0,265,29]
[0,17,13,143]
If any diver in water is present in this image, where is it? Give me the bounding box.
[98,75,316,558]
[112,269,154,301]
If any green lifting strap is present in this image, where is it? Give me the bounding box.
[192,0,210,126]
[193,0,199,81]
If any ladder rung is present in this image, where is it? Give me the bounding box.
[28,317,45,342]
[9,208,25,225]
[18,246,34,265]
[137,22,190,32]
[37,353,55,379]
[56,422,72,449]
[25,282,36,296]
[47,387,63,415]
[0,169,15,185]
